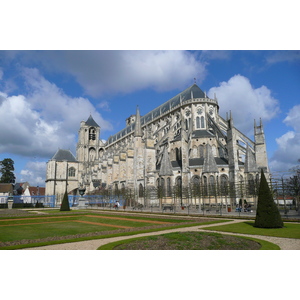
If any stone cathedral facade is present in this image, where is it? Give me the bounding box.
[45,84,269,205]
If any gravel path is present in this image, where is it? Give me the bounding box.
[21,219,300,250]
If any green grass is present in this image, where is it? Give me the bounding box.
[202,221,300,239]
[0,212,227,250]
[98,232,280,250]
[0,214,185,243]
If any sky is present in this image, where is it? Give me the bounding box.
[0,50,299,186]
[0,1,299,187]
[1,0,298,290]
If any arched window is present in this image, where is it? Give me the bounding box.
[167,177,172,197]
[248,174,255,195]
[192,175,200,186]
[196,116,200,129]
[114,184,119,196]
[89,147,96,161]
[139,183,144,198]
[89,127,96,140]
[157,178,165,198]
[174,176,182,197]
[209,175,215,196]
[175,148,181,161]
[203,176,208,196]
[99,148,104,158]
[68,167,76,177]
[200,116,205,128]
[220,175,228,195]
[185,118,191,130]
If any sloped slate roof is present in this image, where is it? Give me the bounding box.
[192,130,215,138]
[107,84,207,144]
[85,115,100,127]
[52,149,77,162]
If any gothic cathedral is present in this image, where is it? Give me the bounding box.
[45,84,269,205]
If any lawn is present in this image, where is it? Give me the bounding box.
[98,231,280,250]
[202,221,300,239]
[0,212,220,249]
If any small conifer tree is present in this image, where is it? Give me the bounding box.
[254,169,283,228]
[60,190,70,211]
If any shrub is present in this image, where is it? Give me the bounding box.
[60,190,70,211]
[35,201,44,208]
[255,169,283,228]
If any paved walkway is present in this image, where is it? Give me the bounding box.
[22,219,300,250]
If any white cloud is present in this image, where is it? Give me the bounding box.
[0,68,113,158]
[266,50,300,64]
[20,161,46,186]
[22,50,207,97]
[283,104,300,132]
[208,75,280,135]
[270,105,300,172]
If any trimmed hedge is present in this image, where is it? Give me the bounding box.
[60,190,70,211]
[255,169,283,228]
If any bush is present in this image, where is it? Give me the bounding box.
[60,190,70,211]
[35,201,44,208]
[255,169,283,228]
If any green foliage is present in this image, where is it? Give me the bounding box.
[60,190,70,211]
[35,201,44,208]
[0,158,16,183]
[255,169,283,228]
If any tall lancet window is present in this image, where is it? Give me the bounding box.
[196,116,200,129]
[200,116,205,128]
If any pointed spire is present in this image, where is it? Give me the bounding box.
[202,144,218,173]
[159,146,173,176]
[134,105,142,137]
[85,115,100,127]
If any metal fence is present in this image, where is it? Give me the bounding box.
[68,195,125,208]
[0,195,56,208]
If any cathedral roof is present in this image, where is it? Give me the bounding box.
[107,84,209,144]
[52,149,77,162]
[141,84,207,125]
[85,115,100,127]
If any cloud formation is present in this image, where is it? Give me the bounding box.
[20,161,46,186]
[270,104,300,172]
[18,50,207,97]
[208,75,280,135]
[0,68,112,158]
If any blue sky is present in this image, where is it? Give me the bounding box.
[0,50,299,186]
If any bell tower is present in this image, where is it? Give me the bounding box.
[77,115,101,163]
